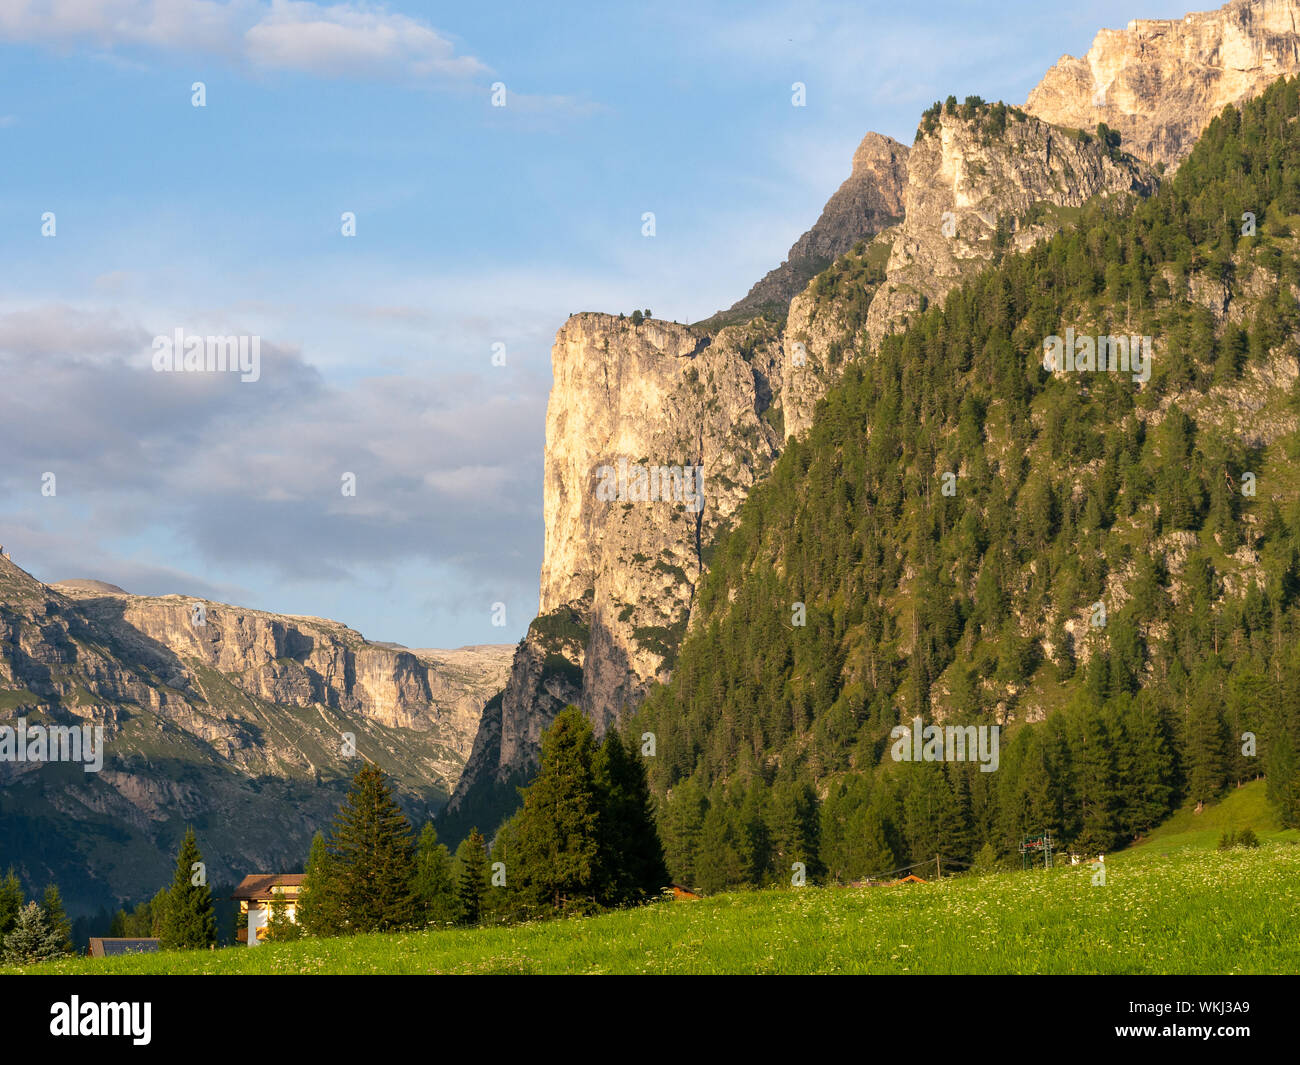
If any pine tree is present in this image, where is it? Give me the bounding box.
[1186,688,1228,806]
[41,884,72,955]
[159,827,216,950]
[296,830,343,937]
[511,707,603,912]
[328,763,418,934]
[413,822,459,926]
[0,869,23,939]
[592,730,670,904]
[658,779,708,887]
[454,828,490,924]
[1,901,64,964]
[767,777,822,882]
[1072,711,1119,854]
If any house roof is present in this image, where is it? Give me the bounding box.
[231,874,306,900]
[89,938,160,957]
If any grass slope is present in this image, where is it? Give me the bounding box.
[1126,779,1300,855]
[12,841,1298,975]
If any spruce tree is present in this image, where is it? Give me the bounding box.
[658,778,708,887]
[296,830,343,937]
[511,707,603,913]
[592,730,670,904]
[328,763,418,933]
[0,869,23,939]
[413,822,459,927]
[1186,689,1228,806]
[159,827,216,950]
[41,884,73,955]
[1,901,64,964]
[454,828,490,924]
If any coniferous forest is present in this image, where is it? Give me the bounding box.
[625,77,1300,891]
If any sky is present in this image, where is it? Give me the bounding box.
[0,0,1197,648]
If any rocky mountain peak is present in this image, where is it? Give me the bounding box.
[722,131,908,318]
[1027,0,1300,168]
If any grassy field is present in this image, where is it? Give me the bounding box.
[10,829,1299,975]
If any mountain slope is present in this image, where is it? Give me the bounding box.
[630,75,1300,891]
[0,554,511,914]
[446,106,1160,840]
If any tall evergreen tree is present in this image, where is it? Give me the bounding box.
[296,830,343,937]
[593,730,670,904]
[159,827,216,950]
[453,828,490,924]
[41,884,72,955]
[0,869,23,939]
[511,707,603,912]
[413,822,459,926]
[1186,689,1228,807]
[328,763,418,933]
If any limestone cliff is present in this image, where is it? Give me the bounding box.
[1026,0,1300,169]
[442,313,786,830]
[0,554,511,912]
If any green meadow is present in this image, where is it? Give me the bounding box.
[10,784,1299,975]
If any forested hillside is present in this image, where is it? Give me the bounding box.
[631,78,1300,892]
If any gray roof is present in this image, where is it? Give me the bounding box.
[89,937,161,957]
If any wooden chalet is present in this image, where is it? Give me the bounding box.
[231,873,305,945]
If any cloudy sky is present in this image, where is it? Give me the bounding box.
[0,0,1193,647]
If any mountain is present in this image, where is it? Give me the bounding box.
[440,312,787,839]
[444,107,1158,839]
[718,132,909,322]
[784,101,1156,438]
[1026,0,1300,169]
[634,74,1300,887]
[0,553,511,914]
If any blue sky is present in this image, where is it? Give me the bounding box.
[0,0,1194,648]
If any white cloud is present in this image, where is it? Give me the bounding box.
[244,1,486,79]
[0,0,485,83]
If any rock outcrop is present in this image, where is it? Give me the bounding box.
[1026,0,1300,169]
[784,107,1157,438]
[723,132,909,317]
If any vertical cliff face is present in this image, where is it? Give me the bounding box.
[442,313,787,828]
[1026,0,1300,169]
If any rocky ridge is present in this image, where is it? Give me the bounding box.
[1026,0,1300,169]
[0,554,510,912]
